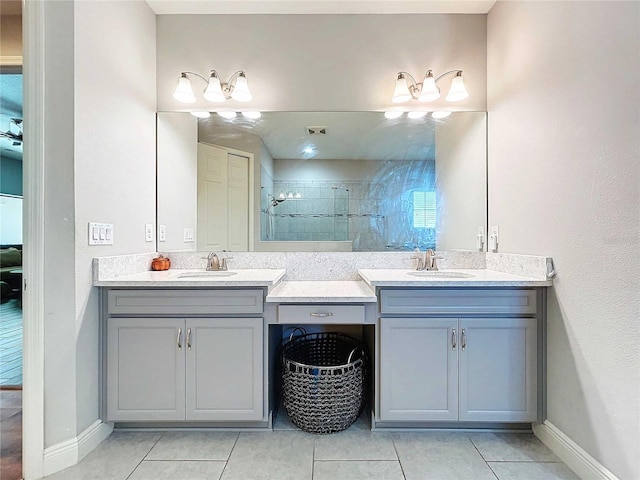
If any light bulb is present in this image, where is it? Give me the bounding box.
[190,111,211,118]
[278,191,286,200]
[431,111,452,119]
[231,72,252,102]
[287,192,294,199]
[173,74,196,103]
[445,72,469,102]
[203,71,226,102]
[407,111,428,119]
[295,192,302,199]
[418,71,440,102]
[392,73,412,103]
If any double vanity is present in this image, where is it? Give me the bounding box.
[94,252,552,431]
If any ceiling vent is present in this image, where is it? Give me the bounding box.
[306,126,327,135]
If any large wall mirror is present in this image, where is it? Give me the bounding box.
[157,111,487,252]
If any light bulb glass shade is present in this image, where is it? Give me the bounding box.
[217,111,237,119]
[431,111,452,119]
[241,111,261,119]
[278,191,286,200]
[231,73,252,102]
[384,111,404,119]
[173,74,196,103]
[407,111,428,119]
[295,192,302,199]
[203,73,226,102]
[418,72,440,102]
[190,111,211,118]
[445,73,469,101]
[392,74,413,103]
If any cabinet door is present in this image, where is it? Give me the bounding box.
[107,318,186,421]
[185,317,263,421]
[380,317,458,421]
[459,318,537,422]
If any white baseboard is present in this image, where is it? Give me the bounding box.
[43,421,113,477]
[533,421,619,480]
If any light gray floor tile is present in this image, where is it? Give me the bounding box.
[313,460,405,480]
[45,431,161,480]
[489,461,580,480]
[272,407,298,431]
[128,460,226,480]
[314,416,397,461]
[221,431,313,480]
[146,431,238,460]
[470,433,561,462]
[393,431,496,480]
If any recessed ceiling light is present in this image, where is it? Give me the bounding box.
[241,111,262,119]
[384,111,404,119]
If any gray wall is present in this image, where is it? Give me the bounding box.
[487,2,639,478]
[41,0,157,449]
[156,14,487,112]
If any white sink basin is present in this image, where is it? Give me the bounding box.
[407,271,474,278]
[176,271,238,278]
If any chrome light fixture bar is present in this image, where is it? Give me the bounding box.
[392,69,468,103]
[173,70,253,103]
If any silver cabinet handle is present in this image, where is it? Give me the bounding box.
[452,328,457,350]
[177,328,182,350]
[186,328,192,351]
[461,328,466,351]
[309,312,333,317]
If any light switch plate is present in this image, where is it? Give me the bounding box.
[88,222,113,245]
[159,225,166,242]
[145,223,154,242]
[489,225,500,252]
[183,228,194,243]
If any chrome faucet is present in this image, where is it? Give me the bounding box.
[206,252,230,271]
[411,248,442,271]
[206,252,221,271]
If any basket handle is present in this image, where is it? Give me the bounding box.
[347,347,365,364]
[288,326,308,342]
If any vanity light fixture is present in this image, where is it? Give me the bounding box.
[173,70,253,104]
[384,111,405,119]
[241,111,262,119]
[407,111,428,119]
[383,111,453,120]
[392,70,468,103]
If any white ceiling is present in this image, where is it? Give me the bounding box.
[146,0,497,15]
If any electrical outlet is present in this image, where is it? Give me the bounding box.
[159,225,167,242]
[145,223,154,242]
[183,228,194,242]
[489,225,500,252]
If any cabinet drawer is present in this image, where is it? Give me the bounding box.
[380,289,537,315]
[108,289,264,315]
[278,305,365,324]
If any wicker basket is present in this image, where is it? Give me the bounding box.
[281,330,367,434]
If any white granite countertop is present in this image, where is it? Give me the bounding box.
[266,281,377,303]
[358,269,552,287]
[93,269,286,287]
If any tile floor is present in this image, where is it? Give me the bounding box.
[45,411,579,480]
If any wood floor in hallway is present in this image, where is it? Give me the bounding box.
[0,389,22,480]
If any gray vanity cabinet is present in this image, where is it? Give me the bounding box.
[378,289,539,424]
[105,289,264,423]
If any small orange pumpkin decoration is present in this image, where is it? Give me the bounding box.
[151,255,171,271]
